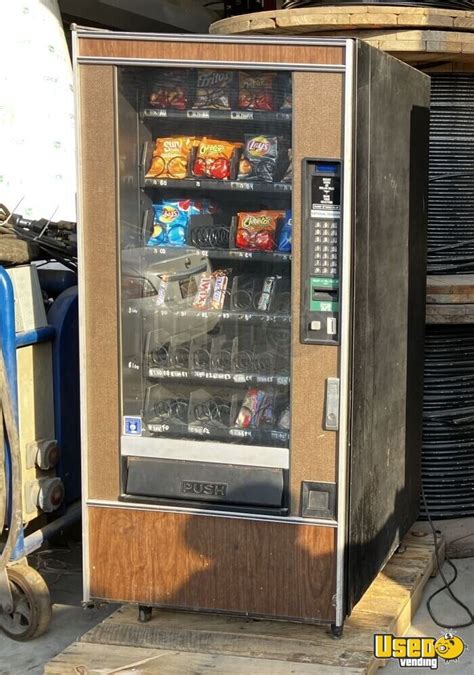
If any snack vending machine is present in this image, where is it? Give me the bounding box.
[73,30,429,633]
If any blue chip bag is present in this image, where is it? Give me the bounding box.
[147,199,198,247]
[277,210,292,252]
[147,199,218,247]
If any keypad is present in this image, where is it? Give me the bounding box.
[312,219,339,276]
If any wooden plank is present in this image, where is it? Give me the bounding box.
[427,274,474,303]
[81,605,375,669]
[0,236,38,265]
[45,642,362,675]
[426,303,474,323]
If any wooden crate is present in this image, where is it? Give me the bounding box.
[45,529,443,674]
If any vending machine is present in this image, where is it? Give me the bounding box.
[73,29,429,634]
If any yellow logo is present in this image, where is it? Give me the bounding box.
[434,634,465,661]
[374,633,466,669]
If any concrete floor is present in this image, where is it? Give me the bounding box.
[1,542,474,674]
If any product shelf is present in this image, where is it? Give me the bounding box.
[142,177,292,193]
[146,245,291,263]
[144,420,289,447]
[154,307,291,324]
[147,367,290,387]
[142,108,292,123]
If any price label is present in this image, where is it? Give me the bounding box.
[148,423,169,433]
[151,110,167,118]
[149,368,165,378]
[187,110,210,119]
[190,426,210,436]
[230,428,250,438]
[231,111,253,120]
[230,181,253,191]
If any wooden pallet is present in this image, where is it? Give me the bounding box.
[45,529,443,674]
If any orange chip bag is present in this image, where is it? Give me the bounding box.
[192,137,242,180]
[146,136,195,179]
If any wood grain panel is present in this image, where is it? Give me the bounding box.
[88,506,337,622]
[290,73,343,514]
[78,38,344,66]
[79,66,120,500]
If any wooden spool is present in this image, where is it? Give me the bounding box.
[210,5,474,69]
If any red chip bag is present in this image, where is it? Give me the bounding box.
[236,210,284,251]
[238,72,275,111]
[149,69,189,110]
[193,137,242,181]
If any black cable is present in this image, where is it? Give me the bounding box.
[421,484,474,629]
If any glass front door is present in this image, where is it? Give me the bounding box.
[118,65,293,510]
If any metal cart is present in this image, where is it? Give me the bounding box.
[0,266,81,640]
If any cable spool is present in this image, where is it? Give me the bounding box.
[428,74,474,274]
[421,324,474,519]
[283,1,474,9]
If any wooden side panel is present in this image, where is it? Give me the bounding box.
[290,73,343,514]
[79,65,120,500]
[77,38,344,66]
[88,506,337,622]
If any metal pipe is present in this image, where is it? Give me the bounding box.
[0,267,18,421]
[22,501,81,557]
[16,326,55,349]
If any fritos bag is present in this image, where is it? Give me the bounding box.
[193,70,233,110]
[146,136,195,179]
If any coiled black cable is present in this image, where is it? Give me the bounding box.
[421,325,474,519]
[283,1,473,9]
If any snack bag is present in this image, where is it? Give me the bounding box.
[238,72,275,111]
[281,148,292,184]
[149,69,189,110]
[146,136,195,179]
[236,388,273,429]
[235,210,284,252]
[193,70,233,110]
[238,135,278,183]
[277,210,292,253]
[193,137,242,180]
[280,76,292,111]
[147,199,199,247]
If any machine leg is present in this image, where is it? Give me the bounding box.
[138,605,152,623]
[330,623,344,639]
